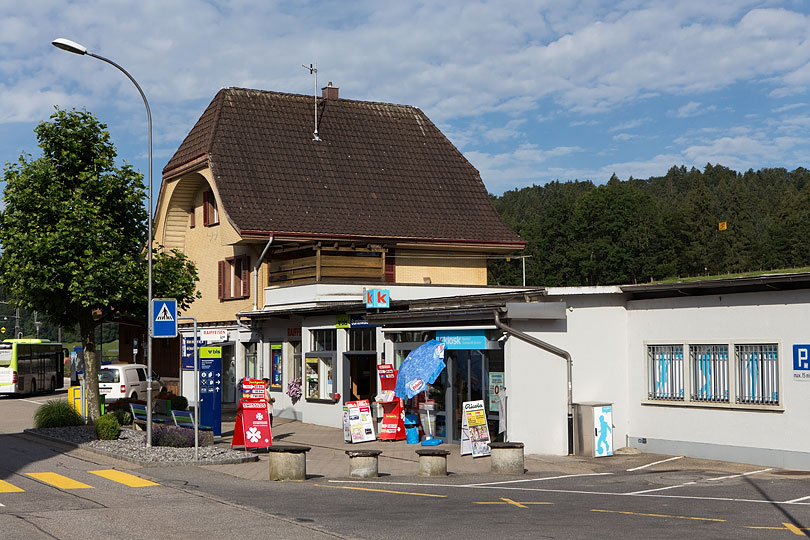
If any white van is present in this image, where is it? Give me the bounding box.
[98,364,163,402]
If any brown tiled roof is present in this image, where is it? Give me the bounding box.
[163,88,523,247]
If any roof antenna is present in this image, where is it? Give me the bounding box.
[302,63,322,141]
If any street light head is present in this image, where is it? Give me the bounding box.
[52,38,88,55]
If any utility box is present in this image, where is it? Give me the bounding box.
[574,402,613,457]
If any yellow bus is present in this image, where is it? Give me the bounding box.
[0,339,65,395]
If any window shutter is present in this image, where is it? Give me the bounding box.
[203,192,211,227]
[189,207,195,228]
[384,249,396,283]
[217,260,226,299]
[241,256,250,298]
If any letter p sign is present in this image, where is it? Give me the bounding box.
[794,345,810,371]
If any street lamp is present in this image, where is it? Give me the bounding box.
[52,38,155,447]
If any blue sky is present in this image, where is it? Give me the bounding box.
[2,1,810,197]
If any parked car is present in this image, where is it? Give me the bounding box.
[98,363,165,402]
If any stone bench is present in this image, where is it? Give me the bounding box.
[489,442,525,474]
[416,448,450,477]
[345,449,383,478]
[268,445,311,481]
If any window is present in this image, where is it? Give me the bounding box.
[646,342,780,408]
[311,329,336,352]
[203,190,219,226]
[218,255,250,300]
[690,345,729,403]
[647,345,684,401]
[349,328,376,351]
[736,344,779,405]
[305,355,334,400]
[289,340,302,382]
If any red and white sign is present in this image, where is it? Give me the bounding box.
[200,328,228,343]
[344,400,376,443]
[232,399,272,449]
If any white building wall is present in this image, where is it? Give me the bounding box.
[507,294,628,455]
[625,289,810,468]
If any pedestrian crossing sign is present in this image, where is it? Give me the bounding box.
[151,298,177,338]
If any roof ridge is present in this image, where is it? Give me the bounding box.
[222,86,420,110]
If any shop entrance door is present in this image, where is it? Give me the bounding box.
[448,350,486,440]
[221,343,236,404]
[347,354,375,402]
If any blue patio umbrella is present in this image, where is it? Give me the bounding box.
[395,339,446,444]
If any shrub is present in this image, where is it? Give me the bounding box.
[151,424,195,448]
[109,407,132,426]
[34,399,84,428]
[155,392,188,412]
[95,413,121,440]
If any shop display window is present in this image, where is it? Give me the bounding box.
[305,355,334,400]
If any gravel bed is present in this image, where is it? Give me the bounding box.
[25,426,257,466]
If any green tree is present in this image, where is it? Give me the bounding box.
[0,108,200,420]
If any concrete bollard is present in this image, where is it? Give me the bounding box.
[416,448,450,477]
[489,442,525,474]
[268,445,311,481]
[346,449,383,478]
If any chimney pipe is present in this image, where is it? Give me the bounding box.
[322,82,339,99]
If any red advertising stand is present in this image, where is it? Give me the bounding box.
[232,378,272,450]
[377,364,405,441]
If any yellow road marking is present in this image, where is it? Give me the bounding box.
[89,470,159,487]
[315,484,446,498]
[784,523,808,536]
[475,498,554,508]
[26,472,93,490]
[0,479,24,493]
[591,509,724,522]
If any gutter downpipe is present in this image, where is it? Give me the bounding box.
[494,309,574,455]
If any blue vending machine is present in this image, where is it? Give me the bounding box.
[199,346,222,436]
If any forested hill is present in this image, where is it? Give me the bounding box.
[487,165,810,287]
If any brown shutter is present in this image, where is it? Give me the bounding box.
[203,191,211,227]
[217,260,226,299]
[189,207,195,228]
[384,249,396,283]
[241,256,250,298]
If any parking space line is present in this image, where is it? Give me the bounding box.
[783,495,810,504]
[89,470,159,487]
[626,456,683,472]
[465,472,613,487]
[627,481,696,495]
[784,523,808,536]
[746,523,808,536]
[592,508,725,522]
[26,472,93,490]
[707,468,772,482]
[0,479,24,493]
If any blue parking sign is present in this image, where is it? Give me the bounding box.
[151,299,177,338]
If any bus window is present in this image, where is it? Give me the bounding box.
[0,345,11,367]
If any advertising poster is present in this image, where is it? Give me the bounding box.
[270,344,283,390]
[241,378,265,400]
[463,400,491,457]
[345,400,376,443]
[488,372,504,412]
[232,400,272,449]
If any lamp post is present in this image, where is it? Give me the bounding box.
[52,38,155,447]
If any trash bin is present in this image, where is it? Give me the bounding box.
[404,414,420,444]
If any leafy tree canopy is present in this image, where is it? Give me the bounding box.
[0,108,200,419]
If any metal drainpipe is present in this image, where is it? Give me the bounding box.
[494,309,574,455]
[253,236,274,312]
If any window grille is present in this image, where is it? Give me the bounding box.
[647,345,684,401]
[736,344,779,405]
[311,329,336,352]
[690,345,729,402]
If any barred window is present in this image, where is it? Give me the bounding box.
[647,345,684,401]
[736,344,779,405]
[690,345,729,403]
[349,328,376,351]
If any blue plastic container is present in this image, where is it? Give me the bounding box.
[404,414,420,444]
